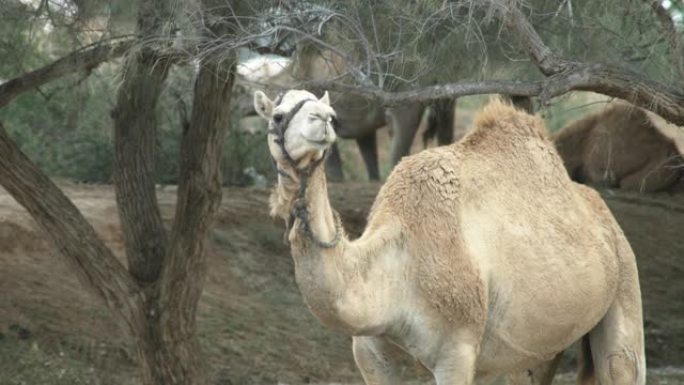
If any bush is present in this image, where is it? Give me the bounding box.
[222,129,275,187]
[54,131,114,183]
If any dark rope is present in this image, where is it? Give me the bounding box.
[268,96,342,249]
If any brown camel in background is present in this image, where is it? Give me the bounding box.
[553,102,684,193]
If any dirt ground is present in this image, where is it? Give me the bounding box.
[1,182,683,384]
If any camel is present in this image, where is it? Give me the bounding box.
[247,47,455,181]
[422,96,532,149]
[254,89,646,385]
[553,101,684,193]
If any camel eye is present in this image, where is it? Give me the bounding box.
[273,113,283,124]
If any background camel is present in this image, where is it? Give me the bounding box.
[241,46,456,181]
[553,102,684,193]
[255,90,645,385]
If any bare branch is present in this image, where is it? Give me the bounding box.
[0,123,141,330]
[247,61,684,124]
[0,38,134,108]
[539,62,684,125]
[296,78,543,105]
[497,2,684,124]
[502,4,572,76]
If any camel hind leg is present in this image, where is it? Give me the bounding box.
[386,103,425,168]
[356,131,380,181]
[585,234,646,385]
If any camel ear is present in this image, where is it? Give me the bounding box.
[319,91,330,106]
[254,90,274,120]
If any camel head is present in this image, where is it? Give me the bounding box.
[254,89,337,169]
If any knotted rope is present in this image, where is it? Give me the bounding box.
[267,95,342,249]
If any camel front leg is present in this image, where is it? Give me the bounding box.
[506,352,563,385]
[432,343,478,385]
[353,336,403,385]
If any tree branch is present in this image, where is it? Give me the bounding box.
[249,63,684,124]
[500,2,684,125]
[159,51,236,338]
[502,3,571,76]
[0,123,141,330]
[294,78,543,105]
[155,2,238,381]
[0,38,134,108]
[539,62,684,124]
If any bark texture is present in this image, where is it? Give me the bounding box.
[111,4,173,285]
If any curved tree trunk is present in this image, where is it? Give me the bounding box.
[0,0,240,384]
[110,0,237,383]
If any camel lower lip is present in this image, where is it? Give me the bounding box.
[306,139,331,147]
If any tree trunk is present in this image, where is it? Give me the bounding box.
[111,0,173,286]
[0,123,142,329]
[112,0,237,381]
[133,294,207,385]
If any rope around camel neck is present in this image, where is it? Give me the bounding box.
[289,162,343,249]
[268,96,342,249]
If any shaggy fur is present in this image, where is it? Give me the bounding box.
[553,102,684,192]
[257,92,646,385]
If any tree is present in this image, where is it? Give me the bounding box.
[0,0,245,384]
[1,0,683,383]
[250,0,684,124]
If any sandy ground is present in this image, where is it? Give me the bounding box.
[1,182,683,384]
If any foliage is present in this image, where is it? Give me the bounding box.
[1,0,683,185]
[0,38,276,186]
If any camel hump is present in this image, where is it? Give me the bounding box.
[471,97,547,140]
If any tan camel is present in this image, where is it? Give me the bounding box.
[254,89,645,385]
[553,102,684,193]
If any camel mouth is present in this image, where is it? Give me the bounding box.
[304,137,335,149]
[302,135,335,150]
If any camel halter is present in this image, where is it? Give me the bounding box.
[267,95,342,249]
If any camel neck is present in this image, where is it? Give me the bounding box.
[300,165,338,245]
[271,160,340,248]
